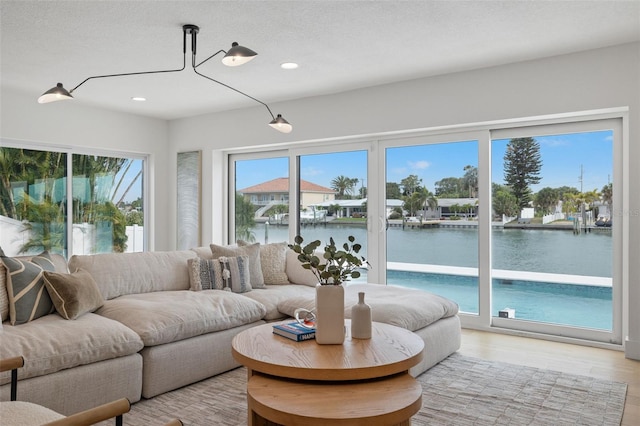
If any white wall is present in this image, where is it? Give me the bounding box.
[0,87,170,250]
[168,43,640,359]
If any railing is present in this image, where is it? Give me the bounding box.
[387,261,612,287]
[0,215,144,256]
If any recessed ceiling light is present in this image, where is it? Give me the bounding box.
[131,97,146,102]
[280,62,299,70]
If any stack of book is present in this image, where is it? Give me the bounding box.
[272,321,316,341]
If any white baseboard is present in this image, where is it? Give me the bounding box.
[625,337,640,360]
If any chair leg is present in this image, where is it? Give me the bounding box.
[116,414,123,426]
[11,368,18,401]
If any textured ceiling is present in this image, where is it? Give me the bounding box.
[1,0,639,120]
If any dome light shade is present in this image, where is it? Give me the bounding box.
[38,83,73,103]
[269,114,293,133]
[222,42,257,66]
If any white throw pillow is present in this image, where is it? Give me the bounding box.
[238,241,289,285]
[285,249,320,287]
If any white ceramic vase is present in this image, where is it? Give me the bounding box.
[315,284,345,344]
[351,291,372,339]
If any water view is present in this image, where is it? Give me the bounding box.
[252,222,613,330]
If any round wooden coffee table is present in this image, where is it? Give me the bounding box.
[232,320,424,425]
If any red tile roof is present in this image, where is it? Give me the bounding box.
[238,177,335,194]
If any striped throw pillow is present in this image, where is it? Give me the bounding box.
[188,255,252,293]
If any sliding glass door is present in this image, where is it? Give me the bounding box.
[297,150,369,283]
[226,113,624,345]
[385,138,480,314]
[231,154,290,244]
[490,120,622,342]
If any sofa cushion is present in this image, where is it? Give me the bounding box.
[187,256,251,293]
[43,269,105,320]
[95,290,267,346]
[211,243,265,288]
[68,250,197,300]
[241,284,317,321]
[2,251,56,325]
[277,283,459,332]
[238,241,289,285]
[0,401,65,424]
[0,312,144,385]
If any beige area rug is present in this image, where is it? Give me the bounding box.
[101,353,627,426]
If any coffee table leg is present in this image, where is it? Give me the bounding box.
[250,408,278,426]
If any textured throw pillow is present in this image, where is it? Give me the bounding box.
[238,240,289,285]
[43,269,104,320]
[188,256,252,293]
[1,251,56,325]
[210,243,264,288]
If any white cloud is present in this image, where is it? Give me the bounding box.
[408,160,430,170]
[302,166,323,177]
[540,138,569,147]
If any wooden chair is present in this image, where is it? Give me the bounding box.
[0,356,182,426]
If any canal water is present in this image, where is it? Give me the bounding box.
[256,223,612,278]
[251,222,613,330]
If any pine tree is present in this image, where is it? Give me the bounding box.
[503,137,542,214]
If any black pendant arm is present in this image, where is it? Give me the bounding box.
[194,49,226,69]
[68,29,190,94]
[69,58,186,94]
[192,68,276,120]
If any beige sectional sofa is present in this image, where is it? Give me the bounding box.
[1,243,460,416]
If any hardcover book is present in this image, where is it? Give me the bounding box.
[272,321,316,341]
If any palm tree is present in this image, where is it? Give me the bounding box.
[331,176,358,199]
[580,188,600,226]
[601,183,613,219]
[235,193,256,242]
[419,187,438,218]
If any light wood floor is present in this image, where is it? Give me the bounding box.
[459,329,640,425]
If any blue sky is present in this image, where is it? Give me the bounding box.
[235,130,613,195]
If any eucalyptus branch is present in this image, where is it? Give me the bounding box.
[288,235,369,285]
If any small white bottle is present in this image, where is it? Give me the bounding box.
[351,292,372,339]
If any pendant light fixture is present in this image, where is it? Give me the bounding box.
[38,24,292,133]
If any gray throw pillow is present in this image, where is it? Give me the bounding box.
[1,251,56,325]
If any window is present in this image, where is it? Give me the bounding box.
[71,154,144,255]
[231,155,289,244]
[0,143,147,257]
